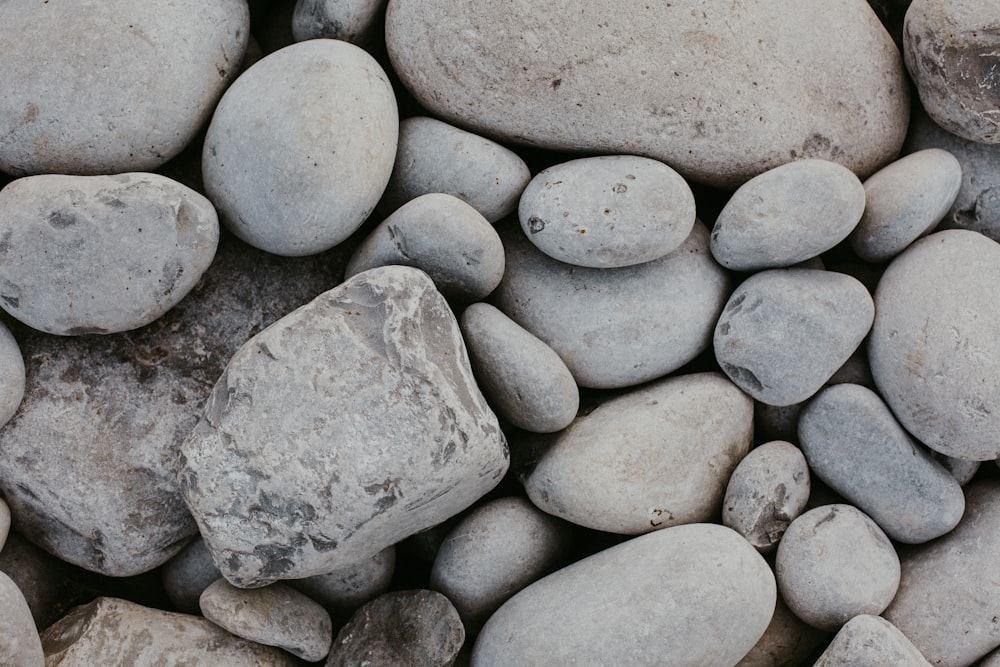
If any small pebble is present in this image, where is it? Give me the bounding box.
[0,534,77,629]
[813,614,932,667]
[0,322,24,427]
[292,0,386,45]
[0,571,44,667]
[288,545,396,618]
[161,538,222,615]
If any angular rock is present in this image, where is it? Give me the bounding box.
[203,39,397,256]
[813,615,933,667]
[162,538,222,615]
[0,571,43,667]
[736,593,830,667]
[289,546,395,618]
[180,266,508,587]
[0,322,23,427]
[0,173,219,335]
[292,0,387,45]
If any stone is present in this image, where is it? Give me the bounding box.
[162,538,222,615]
[472,524,774,665]
[460,303,579,433]
[0,571,43,667]
[493,220,730,389]
[722,440,811,552]
[345,193,505,303]
[714,268,875,406]
[203,39,397,256]
[429,496,572,633]
[180,266,508,587]
[0,497,9,553]
[736,594,830,667]
[869,230,1000,460]
[292,0,387,45]
[903,0,1000,144]
[0,322,23,427]
[288,546,395,618]
[814,615,933,666]
[935,453,979,485]
[850,148,962,262]
[200,578,333,662]
[0,173,219,335]
[0,533,81,630]
[776,504,900,631]
[327,590,465,667]
[40,597,298,665]
[518,155,696,268]
[525,373,753,534]
[380,116,531,223]
[798,383,965,543]
[385,0,909,189]
[982,647,1000,667]
[710,159,866,271]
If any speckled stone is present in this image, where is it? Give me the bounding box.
[292,0,387,45]
[813,615,932,667]
[162,538,222,615]
[0,322,24,427]
[0,571,43,667]
[288,546,395,619]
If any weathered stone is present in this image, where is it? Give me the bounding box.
[0,571,43,667]
[292,0,387,45]
[0,322,23,427]
[289,546,395,618]
[736,593,830,667]
[162,538,222,615]
[814,615,932,667]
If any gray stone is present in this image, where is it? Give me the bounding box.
[903,0,1000,144]
[0,0,248,176]
[813,615,932,667]
[518,155,696,268]
[289,545,395,618]
[722,440,811,553]
[981,647,1000,667]
[203,39,397,256]
[327,590,465,667]
[0,571,43,667]
[180,266,508,587]
[776,504,900,631]
[798,383,965,543]
[292,0,387,45]
[385,0,908,189]
[162,538,222,615]
[472,524,775,666]
[736,593,830,667]
[935,453,979,485]
[460,303,578,433]
[0,322,23,427]
[381,116,531,223]
[710,159,866,271]
[525,373,753,534]
[0,173,219,335]
[200,578,333,662]
[714,268,875,406]
[493,220,730,389]
[0,497,9,553]
[850,148,962,263]
[0,533,80,630]
[869,230,1000,460]
[40,597,298,666]
[429,496,572,633]
[346,193,505,303]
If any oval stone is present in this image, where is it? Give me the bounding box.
[0,571,44,667]
[288,546,395,618]
[813,615,933,667]
[162,538,221,615]
[0,322,24,427]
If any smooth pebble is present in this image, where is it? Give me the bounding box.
[813,614,933,667]
[0,571,44,667]
[162,538,222,615]
[288,546,396,618]
[0,322,24,427]
[292,0,387,45]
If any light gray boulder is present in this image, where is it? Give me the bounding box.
[0,322,24,427]
[288,545,395,618]
[0,571,43,667]
[292,0,387,45]
[813,615,932,667]
[203,39,398,256]
[736,594,830,667]
[162,538,222,615]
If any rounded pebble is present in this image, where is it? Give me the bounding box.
[813,615,932,667]
[161,538,222,615]
[0,570,44,667]
[288,546,395,618]
[736,594,831,667]
[0,322,24,427]
[292,0,386,45]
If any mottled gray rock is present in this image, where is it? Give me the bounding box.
[386,0,908,189]
[472,524,775,665]
[292,0,387,45]
[289,546,395,618]
[799,383,965,543]
[381,116,531,223]
[0,0,248,176]
[180,266,508,587]
[327,590,465,667]
[850,149,962,262]
[0,533,80,630]
[715,268,875,406]
[493,220,730,389]
[519,155,696,268]
[776,504,900,631]
[814,615,932,667]
[0,571,43,667]
[0,322,23,427]
[710,160,866,271]
[903,0,1000,144]
[346,194,505,303]
[869,230,1000,460]
[736,594,830,667]
[203,39,397,256]
[200,578,333,661]
[0,173,219,335]
[162,538,222,615]
[430,496,572,633]
[525,373,753,534]
[460,303,578,433]
[723,440,811,552]
[40,597,298,665]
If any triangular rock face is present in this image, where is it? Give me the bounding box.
[180,266,508,587]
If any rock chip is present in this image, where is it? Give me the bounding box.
[710,159,866,271]
[292,0,387,45]
[180,266,508,587]
[0,173,219,335]
[472,524,774,665]
[0,0,249,176]
[289,546,395,618]
[813,615,932,667]
[162,538,222,615]
[0,322,24,427]
[493,220,730,389]
[518,155,696,268]
[203,39,397,256]
[736,593,830,667]
[0,571,44,667]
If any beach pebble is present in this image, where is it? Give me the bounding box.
[460,303,578,433]
[472,524,775,665]
[203,39,397,256]
[0,173,219,335]
[525,373,753,534]
[710,160,865,271]
[381,117,531,223]
[493,220,730,389]
[935,454,980,485]
[288,546,395,619]
[722,440,811,552]
[0,571,43,667]
[0,534,78,630]
[776,504,900,631]
[813,615,933,667]
[292,0,387,45]
[346,193,505,303]
[736,594,830,667]
[0,322,24,427]
[518,155,696,268]
[714,268,874,406]
[0,0,249,176]
[162,538,222,615]
[870,230,1000,460]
